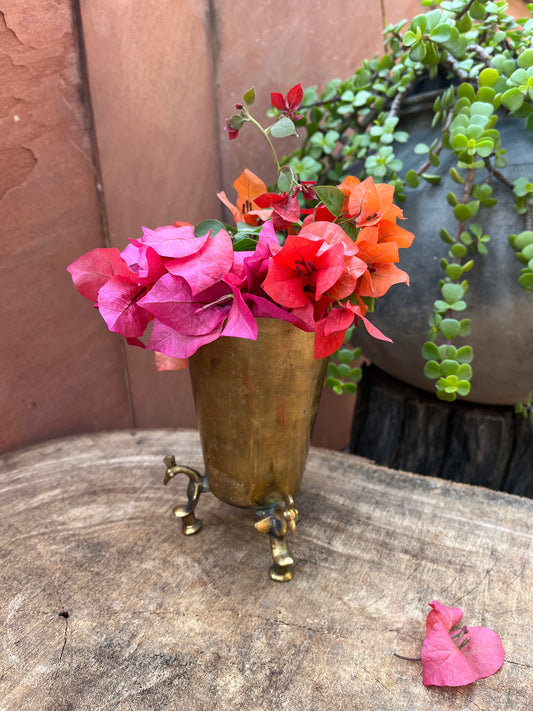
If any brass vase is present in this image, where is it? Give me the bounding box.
[163,318,328,581]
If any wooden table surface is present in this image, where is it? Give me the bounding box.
[1,430,532,711]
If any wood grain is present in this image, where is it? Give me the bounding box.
[1,430,531,710]
[351,365,533,497]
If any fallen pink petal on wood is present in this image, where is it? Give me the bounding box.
[421,601,505,687]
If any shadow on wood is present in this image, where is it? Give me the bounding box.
[350,365,533,497]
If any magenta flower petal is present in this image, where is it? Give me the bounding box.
[120,243,166,285]
[422,620,479,687]
[221,287,257,341]
[426,601,464,633]
[148,319,223,359]
[139,225,208,258]
[419,602,505,687]
[460,627,505,679]
[97,276,150,337]
[243,294,300,324]
[165,230,234,295]
[67,248,132,302]
[138,274,229,335]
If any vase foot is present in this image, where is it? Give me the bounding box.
[163,455,210,535]
[255,495,298,583]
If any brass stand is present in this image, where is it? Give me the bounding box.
[163,457,298,581]
[255,495,298,582]
[163,456,209,535]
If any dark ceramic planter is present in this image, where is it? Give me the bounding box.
[353,95,533,405]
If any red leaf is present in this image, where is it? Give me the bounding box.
[270,92,286,111]
[286,83,303,111]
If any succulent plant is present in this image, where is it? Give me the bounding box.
[279,0,533,403]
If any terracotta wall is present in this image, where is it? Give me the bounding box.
[1,1,132,455]
[3,0,528,454]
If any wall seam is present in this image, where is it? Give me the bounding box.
[205,0,225,201]
[70,0,136,429]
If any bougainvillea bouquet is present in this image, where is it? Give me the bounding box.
[68,84,414,369]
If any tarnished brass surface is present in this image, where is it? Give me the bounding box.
[163,455,210,535]
[188,318,328,510]
[164,319,327,580]
[255,495,298,582]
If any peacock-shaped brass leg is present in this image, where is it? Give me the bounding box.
[163,455,210,535]
[255,495,298,582]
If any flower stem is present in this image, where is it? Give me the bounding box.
[393,652,421,661]
[245,112,281,176]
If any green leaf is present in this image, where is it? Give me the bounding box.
[441,359,459,376]
[438,344,456,360]
[440,228,454,244]
[231,235,258,251]
[470,101,494,118]
[314,186,345,217]
[228,114,244,130]
[512,231,533,249]
[522,243,533,261]
[449,300,467,311]
[456,380,471,396]
[449,167,464,184]
[451,133,468,150]
[242,86,256,106]
[457,364,473,380]
[456,346,473,363]
[429,24,451,42]
[277,171,292,193]
[454,204,472,221]
[414,142,429,154]
[502,88,525,112]
[476,87,496,103]
[421,173,441,185]
[458,319,471,336]
[518,272,533,292]
[409,43,427,62]
[479,68,499,88]
[475,139,494,158]
[518,49,533,70]
[421,341,439,359]
[271,117,297,138]
[195,219,227,237]
[326,377,343,395]
[338,363,352,378]
[470,1,486,20]
[405,170,420,188]
[424,360,441,379]
[403,30,418,47]
[447,192,459,206]
[441,283,465,304]
[446,264,463,279]
[457,83,476,101]
[439,318,461,339]
[456,13,471,33]
[436,388,457,402]
[434,299,450,312]
[337,348,355,365]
